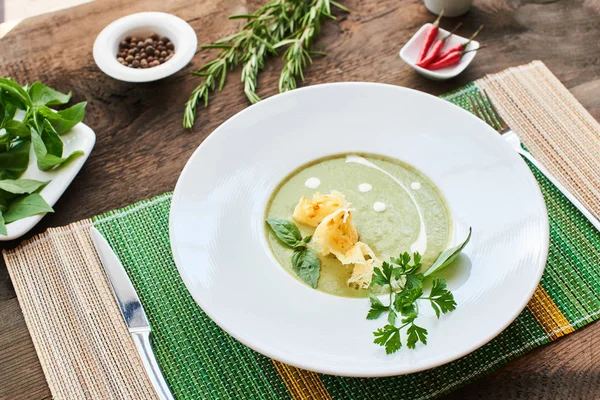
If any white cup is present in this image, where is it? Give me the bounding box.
[423,0,472,17]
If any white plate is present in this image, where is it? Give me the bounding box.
[170,83,548,377]
[1,122,95,240]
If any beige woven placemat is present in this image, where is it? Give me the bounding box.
[478,60,600,220]
[4,220,158,400]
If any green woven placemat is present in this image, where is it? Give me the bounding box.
[92,83,600,400]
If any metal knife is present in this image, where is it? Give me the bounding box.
[90,227,174,400]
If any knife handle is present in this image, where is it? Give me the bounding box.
[131,331,174,400]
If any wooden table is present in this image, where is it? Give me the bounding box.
[1,0,600,398]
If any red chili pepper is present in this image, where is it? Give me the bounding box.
[416,9,445,65]
[436,25,483,61]
[427,46,483,70]
[416,22,462,68]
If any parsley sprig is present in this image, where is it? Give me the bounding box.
[368,252,457,354]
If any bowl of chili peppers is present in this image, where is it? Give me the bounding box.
[399,17,482,80]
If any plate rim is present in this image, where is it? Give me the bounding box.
[169,82,549,377]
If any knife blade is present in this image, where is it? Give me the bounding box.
[90,227,174,400]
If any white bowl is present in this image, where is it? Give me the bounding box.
[93,12,197,83]
[170,83,549,377]
[399,23,479,80]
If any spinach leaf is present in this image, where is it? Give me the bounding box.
[0,179,48,194]
[0,78,31,109]
[266,217,303,247]
[28,82,72,106]
[31,127,83,171]
[291,248,321,288]
[0,212,6,235]
[0,139,30,179]
[3,193,53,223]
[38,101,86,135]
[424,227,472,277]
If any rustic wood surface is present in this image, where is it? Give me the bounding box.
[1,0,600,398]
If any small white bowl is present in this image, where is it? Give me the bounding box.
[399,23,479,80]
[93,12,197,83]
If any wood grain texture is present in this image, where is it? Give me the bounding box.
[1,0,600,398]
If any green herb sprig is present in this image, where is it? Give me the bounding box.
[0,78,86,234]
[368,252,457,354]
[266,217,321,288]
[183,0,348,128]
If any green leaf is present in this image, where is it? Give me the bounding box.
[428,279,457,318]
[371,261,394,287]
[303,235,312,244]
[0,139,30,179]
[425,228,472,277]
[394,286,423,316]
[3,193,53,223]
[387,309,397,325]
[0,78,31,109]
[2,120,30,138]
[41,120,63,156]
[291,248,321,288]
[373,325,401,354]
[1,103,16,126]
[367,294,388,320]
[28,82,72,106]
[31,127,83,171]
[38,101,86,135]
[265,217,303,247]
[0,211,6,235]
[406,323,428,349]
[0,179,48,194]
[405,272,424,290]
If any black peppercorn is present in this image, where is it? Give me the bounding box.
[117,33,175,69]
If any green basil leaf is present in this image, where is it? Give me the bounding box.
[0,138,30,179]
[0,179,48,194]
[0,212,6,235]
[2,120,30,138]
[266,217,303,247]
[424,227,472,277]
[291,248,321,288]
[42,119,63,156]
[3,192,53,223]
[38,102,86,135]
[28,82,72,106]
[0,78,31,109]
[31,127,83,171]
[1,102,16,126]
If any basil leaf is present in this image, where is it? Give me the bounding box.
[42,120,63,156]
[0,139,30,179]
[38,102,86,135]
[0,179,48,194]
[424,227,472,277]
[2,120,30,138]
[266,217,303,247]
[0,212,6,235]
[0,78,31,109]
[291,248,321,288]
[3,193,53,223]
[31,127,83,171]
[28,82,72,106]
[1,102,16,126]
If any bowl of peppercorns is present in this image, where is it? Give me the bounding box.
[93,12,197,83]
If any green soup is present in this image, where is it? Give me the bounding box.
[266,154,452,298]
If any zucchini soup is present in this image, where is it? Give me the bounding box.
[265,154,452,298]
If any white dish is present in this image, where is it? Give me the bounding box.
[399,24,480,80]
[93,12,197,83]
[170,83,549,377]
[2,121,95,240]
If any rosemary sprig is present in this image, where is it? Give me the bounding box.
[276,0,347,92]
[183,0,348,129]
